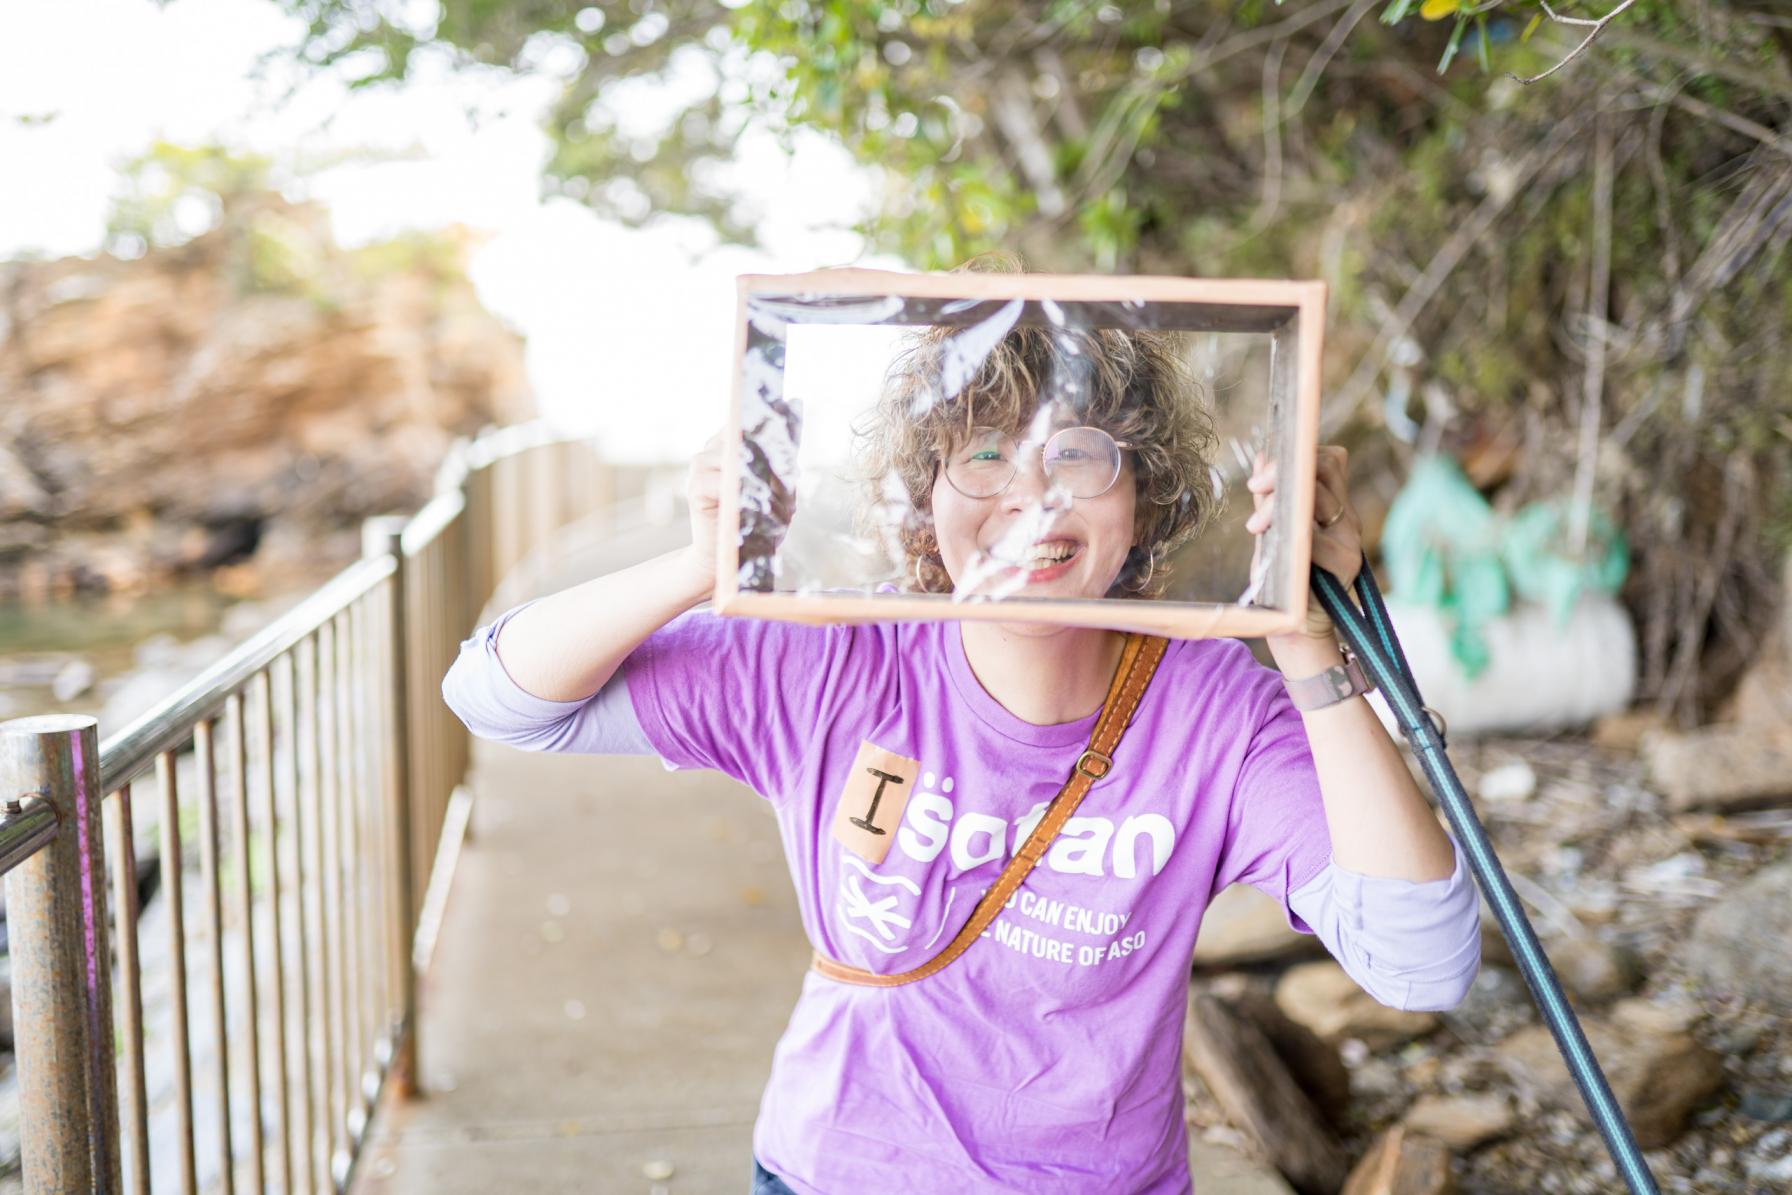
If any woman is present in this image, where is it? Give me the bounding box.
[442,316,1480,1194]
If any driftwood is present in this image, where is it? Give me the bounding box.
[1226,989,1354,1129]
[1183,991,1348,1195]
[1340,1127,1454,1195]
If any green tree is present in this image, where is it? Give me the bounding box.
[106,140,277,254]
[273,0,1792,718]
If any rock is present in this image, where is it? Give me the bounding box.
[1547,935,1642,1003]
[50,657,95,702]
[0,440,51,520]
[1477,761,1536,803]
[1188,1134,1298,1195]
[1227,990,1353,1128]
[1401,1093,1513,1150]
[1737,1086,1792,1123]
[1340,1127,1454,1195]
[0,198,532,601]
[1440,963,1532,1044]
[1493,999,1724,1148]
[1194,884,1324,968]
[1725,636,1792,729]
[1684,861,1792,1008]
[1643,726,1792,811]
[1748,1148,1792,1186]
[1183,992,1349,1195]
[1590,708,1671,752]
[1274,961,1440,1050]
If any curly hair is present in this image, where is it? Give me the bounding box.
[857,316,1220,598]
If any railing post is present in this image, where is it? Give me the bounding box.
[1,715,123,1194]
[363,520,419,1097]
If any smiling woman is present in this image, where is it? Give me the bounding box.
[861,321,1220,600]
[442,265,1480,1195]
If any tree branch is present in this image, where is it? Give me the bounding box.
[1325,116,1591,434]
[1510,0,1642,85]
[1567,114,1613,556]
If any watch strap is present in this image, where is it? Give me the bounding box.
[1284,655,1374,711]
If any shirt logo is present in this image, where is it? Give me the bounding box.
[830,740,919,865]
[836,854,920,953]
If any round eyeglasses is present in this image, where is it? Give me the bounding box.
[943,425,1132,500]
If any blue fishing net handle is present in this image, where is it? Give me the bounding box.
[1312,556,1660,1195]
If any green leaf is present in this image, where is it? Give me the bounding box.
[1521,12,1544,42]
[1476,13,1490,71]
[1380,0,1418,26]
[1437,14,1468,73]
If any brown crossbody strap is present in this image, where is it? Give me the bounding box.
[811,631,1170,988]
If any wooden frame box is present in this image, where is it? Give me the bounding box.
[716,268,1326,640]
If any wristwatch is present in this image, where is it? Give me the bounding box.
[1283,650,1375,712]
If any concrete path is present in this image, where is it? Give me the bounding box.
[350,738,812,1195]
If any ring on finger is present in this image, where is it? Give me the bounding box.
[1317,503,1345,529]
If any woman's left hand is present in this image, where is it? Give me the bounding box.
[1245,444,1362,642]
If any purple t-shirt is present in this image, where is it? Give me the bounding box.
[443,604,1481,1194]
[624,611,1327,1194]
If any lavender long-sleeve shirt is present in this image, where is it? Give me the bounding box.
[443,601,1480,1194]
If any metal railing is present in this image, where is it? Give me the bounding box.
[0,423,680,1194]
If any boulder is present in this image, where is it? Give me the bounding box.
[1642,727,1792,812]
[1274,961,1440,1050]
[1400,1093,1513,1150]
[1493,999,1724,1148]
[1187,1135,1298,1195]
[1194,884,1323,969]
[1547,935,1642,1003]
[0,199,532,600]
[1643,607,1792,811]
[1683,860,1792,1009]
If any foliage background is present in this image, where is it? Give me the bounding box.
[274,0,1792,719]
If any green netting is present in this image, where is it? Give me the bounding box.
[1380,455,1629,677]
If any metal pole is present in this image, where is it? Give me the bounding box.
[364,519,419,1096]
[2,714,124,1195]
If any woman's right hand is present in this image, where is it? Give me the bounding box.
[681,430,724,601]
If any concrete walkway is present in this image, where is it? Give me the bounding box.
[351,745,811,1195]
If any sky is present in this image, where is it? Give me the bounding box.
[0,0,893,462]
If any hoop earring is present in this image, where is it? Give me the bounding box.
[1124,545,1162,594]
[914,554,947,593]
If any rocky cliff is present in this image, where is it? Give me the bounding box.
[0,198,533,600]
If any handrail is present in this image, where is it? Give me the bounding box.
[0,793,59,877]
[401,490,466,558]
[97,554,396,796]
[0,419,634,1195]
